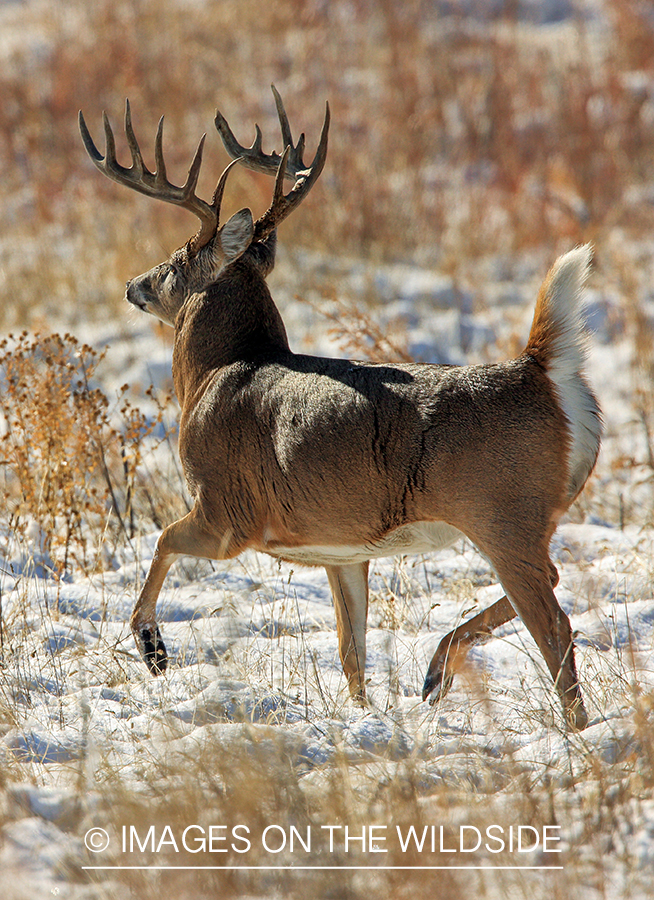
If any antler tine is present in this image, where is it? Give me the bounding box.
[252,124,264,154]
[271,84,294,160]
[79,101,226,253]
[78,111,97,161]
[296,131,306,162]
[272,145,291,207]
[182,134,206,198]
[102,111,119,170]
[152,115,168,185]
[210,156,243,212]
[124,99,147,179]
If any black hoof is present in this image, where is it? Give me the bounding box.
[422,669,453,704]
[136,625,168,675]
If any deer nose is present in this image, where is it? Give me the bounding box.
[125,280,145,309]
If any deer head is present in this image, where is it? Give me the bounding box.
[79,87,329,326]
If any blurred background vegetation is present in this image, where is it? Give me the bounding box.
[1,0,653,325]
[0,7,653,899]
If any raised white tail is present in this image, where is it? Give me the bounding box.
[80,91,602,731]
[525,244,601,500]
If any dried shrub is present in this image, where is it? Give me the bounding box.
[301,289,414,364]
[0,332,169,575]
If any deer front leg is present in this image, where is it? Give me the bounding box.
[422,595,517,703]
[130,509,228,675]
[325,561,370,704]
[130,540,178,676]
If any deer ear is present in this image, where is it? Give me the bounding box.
[218,208,254,262]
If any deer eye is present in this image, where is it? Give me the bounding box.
[166,264,181,284]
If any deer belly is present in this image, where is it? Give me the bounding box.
[264,520,463,566]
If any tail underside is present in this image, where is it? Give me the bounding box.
[525,244,602,499]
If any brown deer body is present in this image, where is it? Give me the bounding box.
[80,89,601,730]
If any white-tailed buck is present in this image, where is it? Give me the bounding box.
[79,87,601,731]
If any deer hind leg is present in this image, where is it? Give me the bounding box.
[423,562,560,704]
[504,572,587,731]
[325,562,370,704]
[481,545,586,731]
[130,508,228,675]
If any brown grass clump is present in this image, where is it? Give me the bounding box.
[0,332,170,575]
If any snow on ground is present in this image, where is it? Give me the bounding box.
[0,240,652,898]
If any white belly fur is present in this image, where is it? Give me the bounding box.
[266,521,463,567]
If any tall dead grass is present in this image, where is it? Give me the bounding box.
[0,332,174,576]
[69,683,654,900]
[1,0,654,326]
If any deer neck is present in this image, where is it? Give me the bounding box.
[171,258,289,405]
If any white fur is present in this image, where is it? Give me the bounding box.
[265,520,463,566]
[542,244,602,497]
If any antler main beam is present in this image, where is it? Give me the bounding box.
[79,101,238,253]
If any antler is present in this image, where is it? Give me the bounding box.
[79,101,239,253]
[214,85,330,242]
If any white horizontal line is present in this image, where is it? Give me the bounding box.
[82,865,564,871]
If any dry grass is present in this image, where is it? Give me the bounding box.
[1,0,654,326]
[0,332,174,576]
[0,618,645,900]
[0,1,653,898]
[0,539,652,899]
